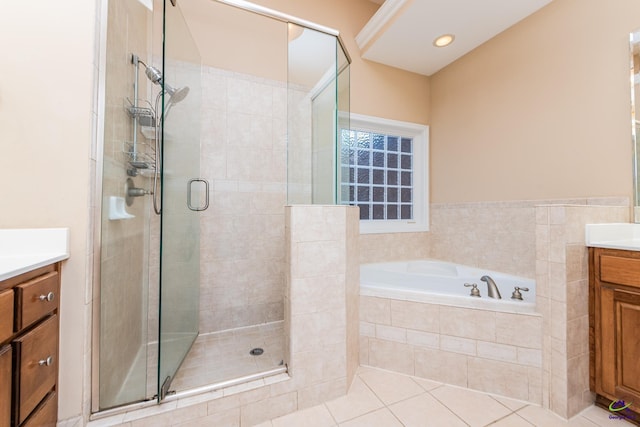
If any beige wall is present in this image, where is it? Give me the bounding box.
[0,0,97,421]
[179,0,286,82]
[195,0,431,125]
[430,0,640,203]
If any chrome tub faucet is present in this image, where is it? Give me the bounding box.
[480,275,502,299]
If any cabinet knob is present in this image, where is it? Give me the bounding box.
[38,356,53,366]
[39,292,55,302]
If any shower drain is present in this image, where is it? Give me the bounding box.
[250,347,264,356]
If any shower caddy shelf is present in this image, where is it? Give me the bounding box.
[124,98,157,176]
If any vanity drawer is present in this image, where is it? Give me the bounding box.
[14,314,58,425]
[22,391,57,427]
[0,289,14,343]
[15,271,59,331]
[600,255,640,288]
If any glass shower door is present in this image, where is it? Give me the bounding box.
[157,0,203,400]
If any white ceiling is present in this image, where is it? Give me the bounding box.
[358,0,552,76]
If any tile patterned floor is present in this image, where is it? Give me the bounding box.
[256,366,634,427]
[171,321,285,393]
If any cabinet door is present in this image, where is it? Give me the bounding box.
[22,391,57,427]
[599,286,640,403]
[0,345,11,427]
[14,314,58,424]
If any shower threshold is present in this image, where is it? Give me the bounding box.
[166,365,287,401]
[89,366,288,423]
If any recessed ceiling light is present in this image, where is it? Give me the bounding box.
[433,34,455,48]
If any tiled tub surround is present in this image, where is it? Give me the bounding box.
[88,205,359,426]
[359,198,629,420]
[535,205,629,418]
[429,198,627,278]
[360,295,543,403]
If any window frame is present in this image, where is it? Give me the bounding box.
[345,113,429,234]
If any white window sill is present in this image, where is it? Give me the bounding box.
[359,220,429,234]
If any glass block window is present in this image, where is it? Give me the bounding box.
[341,114,429,234]
[341,129,414,221]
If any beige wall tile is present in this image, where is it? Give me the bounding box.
[477,341,518,363]
[550,300,567,341]
[360,321,375,338]
[414,348,467,387]
[289,275,346,315]
[548,262,567,302]
[440,335,477,356]
[566,316,589,359]
[390,300,439,332]
[467,358,529,401]
[359,232,429,264]
[297,378,347,410]
[360,296,391,325]
[517,348,542,368]
[528,367,543,404]
[549,374,568,418]
[127,403,207,427]
[359,336,369,365]
[406,329,439,349]
[240,392,297,427]
[375,325,407,343]
[495,313,542,349]
[291,240,345,278]
[368,339,414,375]
[565,244,587,282]
[566,280,589,321]
[439,306,496,341]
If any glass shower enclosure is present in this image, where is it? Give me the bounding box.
[95,0,350,413]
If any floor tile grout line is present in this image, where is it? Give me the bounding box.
[486,393,526,415]
[322,402,339,427]
[425,387,479,427]
[482,411,533,427]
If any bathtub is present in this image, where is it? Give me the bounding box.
[360,259,536,314]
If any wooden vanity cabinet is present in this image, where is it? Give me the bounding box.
[0,263,60,427]
[589,247,640,424]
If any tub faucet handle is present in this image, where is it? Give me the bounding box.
[464,283,481,297]
[511,286,530,300]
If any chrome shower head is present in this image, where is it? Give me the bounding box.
[166,85,190,104]
[144,65,163,85]
[142,64,189,105]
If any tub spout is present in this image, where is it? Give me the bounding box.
[480,275,502,299]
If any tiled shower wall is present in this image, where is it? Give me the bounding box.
[198,66,310,333]
[99,0,152,408]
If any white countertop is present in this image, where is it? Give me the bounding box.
[585,223,640,251]
[0,228,70,281]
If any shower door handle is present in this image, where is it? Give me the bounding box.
[187,178,209,211]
